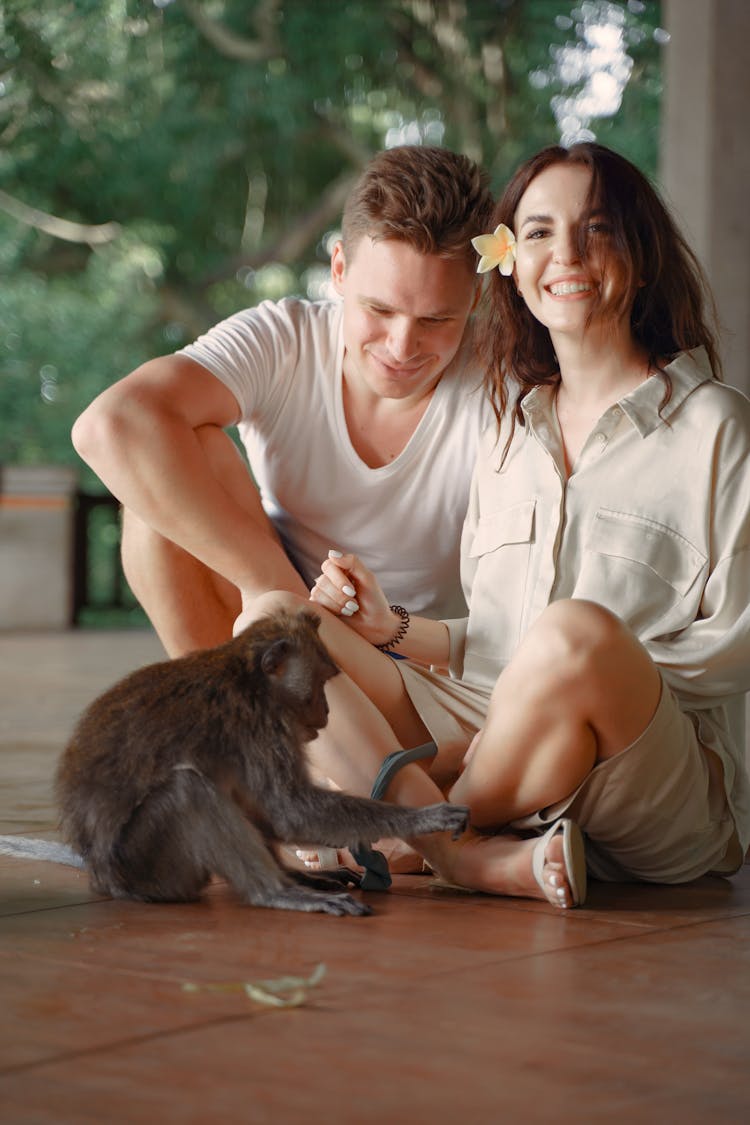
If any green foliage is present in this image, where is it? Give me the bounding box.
[0,218,158,469]
[0,0,663,475]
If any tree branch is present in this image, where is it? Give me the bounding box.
[197,168,359,288]
[179,0,280,62]
[0,189,120,245]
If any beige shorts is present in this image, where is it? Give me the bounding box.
[396,662,742,884]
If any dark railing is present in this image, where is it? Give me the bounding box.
[72,491,142,625]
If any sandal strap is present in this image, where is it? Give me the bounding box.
[351,742,438,891]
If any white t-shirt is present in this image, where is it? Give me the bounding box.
[179,297,491,618]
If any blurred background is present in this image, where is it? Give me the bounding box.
[0,0,745,629]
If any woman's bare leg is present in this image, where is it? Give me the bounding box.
[248,592,610,905]
[316,654,586,905]
[247,594,660,905]
[431,599,662,901]
[450,599,662,825]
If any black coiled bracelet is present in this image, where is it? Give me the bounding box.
[374,605,410,653]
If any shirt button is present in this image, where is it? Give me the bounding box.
[594,432,607,446]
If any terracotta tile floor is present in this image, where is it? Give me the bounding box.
[1,630,749,1123]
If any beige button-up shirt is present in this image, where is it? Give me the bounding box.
[446,349,750,851]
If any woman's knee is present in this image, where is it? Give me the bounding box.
[247,589,310,621]
[522,599,640,690]
[540,598,626,646]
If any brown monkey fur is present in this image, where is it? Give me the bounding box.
[55,609,468,916]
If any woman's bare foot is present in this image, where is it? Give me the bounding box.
[428,824,584,908]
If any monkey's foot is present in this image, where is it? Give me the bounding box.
[259,885,372,916]
[289,867,363,891]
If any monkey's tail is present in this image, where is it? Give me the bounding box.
[0,835,85,869]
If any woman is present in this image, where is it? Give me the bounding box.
[260,143,750,908]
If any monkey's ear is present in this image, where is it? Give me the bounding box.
[260,638,292,679]
[302,610,321,631]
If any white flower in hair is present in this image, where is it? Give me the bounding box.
[471,223,517,276]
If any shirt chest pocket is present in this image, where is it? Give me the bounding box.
[574,508,707,634]
[468,500,537,558]
[464,500,536,676]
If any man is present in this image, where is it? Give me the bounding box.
[72,146,494,656]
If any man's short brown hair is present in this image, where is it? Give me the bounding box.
[341,145,493,271]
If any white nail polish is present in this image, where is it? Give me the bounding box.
[556,887,567,899]
[344,600,359,612]
[329,549,343,558]
[341,607,354,617]
[342,585,356,597]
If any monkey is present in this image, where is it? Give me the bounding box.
[55,609,469,917]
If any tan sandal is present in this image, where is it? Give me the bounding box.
[532,819,587,908]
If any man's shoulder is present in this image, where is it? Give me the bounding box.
[252,295,342,334]
[192,295,342,344]
[176,296,343,405]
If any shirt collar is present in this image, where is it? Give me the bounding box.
[618,347,714,436]
[520,347,715,439]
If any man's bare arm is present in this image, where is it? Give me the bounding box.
[72,355,306,599]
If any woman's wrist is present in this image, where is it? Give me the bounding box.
[373,605,410,653]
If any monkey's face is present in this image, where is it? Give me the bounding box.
[280,648,338,742]
[259,631,338,743]
[256,610,340,743]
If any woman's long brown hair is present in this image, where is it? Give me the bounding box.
[479,143,721,444]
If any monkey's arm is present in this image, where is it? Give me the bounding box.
[266,785,468,851]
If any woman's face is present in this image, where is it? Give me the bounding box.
[512,161,624,342]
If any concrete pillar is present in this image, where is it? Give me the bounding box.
[0,466,77,629]
[661,0,750,395]
[662,0,750,776]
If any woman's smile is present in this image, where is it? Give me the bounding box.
[546,279,593,297]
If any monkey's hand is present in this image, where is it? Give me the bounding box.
[406,802,470,840]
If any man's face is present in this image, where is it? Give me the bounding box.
[331,237,478,404]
